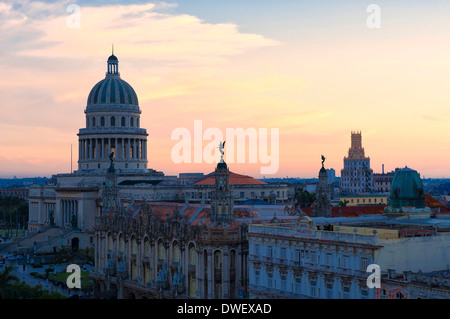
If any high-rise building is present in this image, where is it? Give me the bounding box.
[340,131,373,194]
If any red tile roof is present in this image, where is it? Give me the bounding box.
[425,194,446,208]
[193,171,266,186]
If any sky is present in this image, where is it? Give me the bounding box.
[0,0,449,179]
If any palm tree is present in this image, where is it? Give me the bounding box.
[339,200,349,207]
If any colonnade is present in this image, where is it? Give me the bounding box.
[60,199,79,228]
[79,137,147,161]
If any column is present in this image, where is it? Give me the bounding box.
[207,250,213,299]
[78,140,82,161]
[121,138,125,159]
[236,248,242,287]
[95,139,98,159]
[101,138,105,159]
[133,138,137,160]
[137,139,141,159]
[62,200,65,225]
[143,140,146,160]
[108,138,111,157]
[222,249,230,298]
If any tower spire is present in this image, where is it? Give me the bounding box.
[107,46,119,76]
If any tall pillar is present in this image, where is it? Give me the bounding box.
[121,138,124,159]
[89,139,93,159]
[236,249,242,287]
[108,138,111,157]
[222,249,230,299]
[101,138,105,159]
[207,250,213,299]
[78,140,82,161]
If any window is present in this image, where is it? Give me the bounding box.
[343,255,350,268]
[281,273,287,291]
[240,192,245,199]
[380,289,388,299]
[361,287,369,299]
[130,117,134,127]
[255,270,260,285]
[360,257,368,270]
[343,283,350,299]
[326,253,332,266]
[326,281,333,299]
[267,246,273,258]
[92,117,96,127]
[295,277,301,293]
[310,278,317,297]
[255,244,260,256]
[111,116,115,126]
[121,116,125,126]
[395,292,404,299]
[267,272,273,288]
[101,116,105,126]
[310,251,316,263]
[281,247,287,260]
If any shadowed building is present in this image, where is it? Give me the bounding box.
[91,159,253,299]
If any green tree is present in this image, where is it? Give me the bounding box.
[339,200,349,207]
[0,266,19,298]
[294,186,316,208]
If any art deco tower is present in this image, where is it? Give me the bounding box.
[77,51,148,172]
[340,131,373,194]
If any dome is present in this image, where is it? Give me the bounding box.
[87,77,138,106]
[390,166,425,210]
[216,161,228,170]
[86,52,139,107]
[108,54,118,61]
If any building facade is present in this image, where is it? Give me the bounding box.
[248,193,450,300]
[91,160,252,299]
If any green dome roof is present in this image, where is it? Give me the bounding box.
[390,166,424,210]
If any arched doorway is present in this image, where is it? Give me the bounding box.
[71,237,79,250]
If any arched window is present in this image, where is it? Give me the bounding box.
[158,240,165,261]
[92,117,96,127]
[130,117,134,127]
[121,116,125,127]
[101,116,105,127]
[119,235,125,253]
[137,118,139,128]
[144,238,150,258]
[173,242,180,263]
[188,244,196,266]
[111,116,115,127]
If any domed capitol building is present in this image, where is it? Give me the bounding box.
[25,52,293,252]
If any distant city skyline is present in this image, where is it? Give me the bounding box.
[1,0,449,178]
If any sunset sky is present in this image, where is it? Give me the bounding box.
[0,0,449,178]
